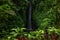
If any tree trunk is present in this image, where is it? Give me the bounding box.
[25,0,32,31]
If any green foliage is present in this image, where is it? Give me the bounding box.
[0,0,60,40]
[32,0,57,29]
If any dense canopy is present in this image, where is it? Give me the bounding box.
[0,0,60,40]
